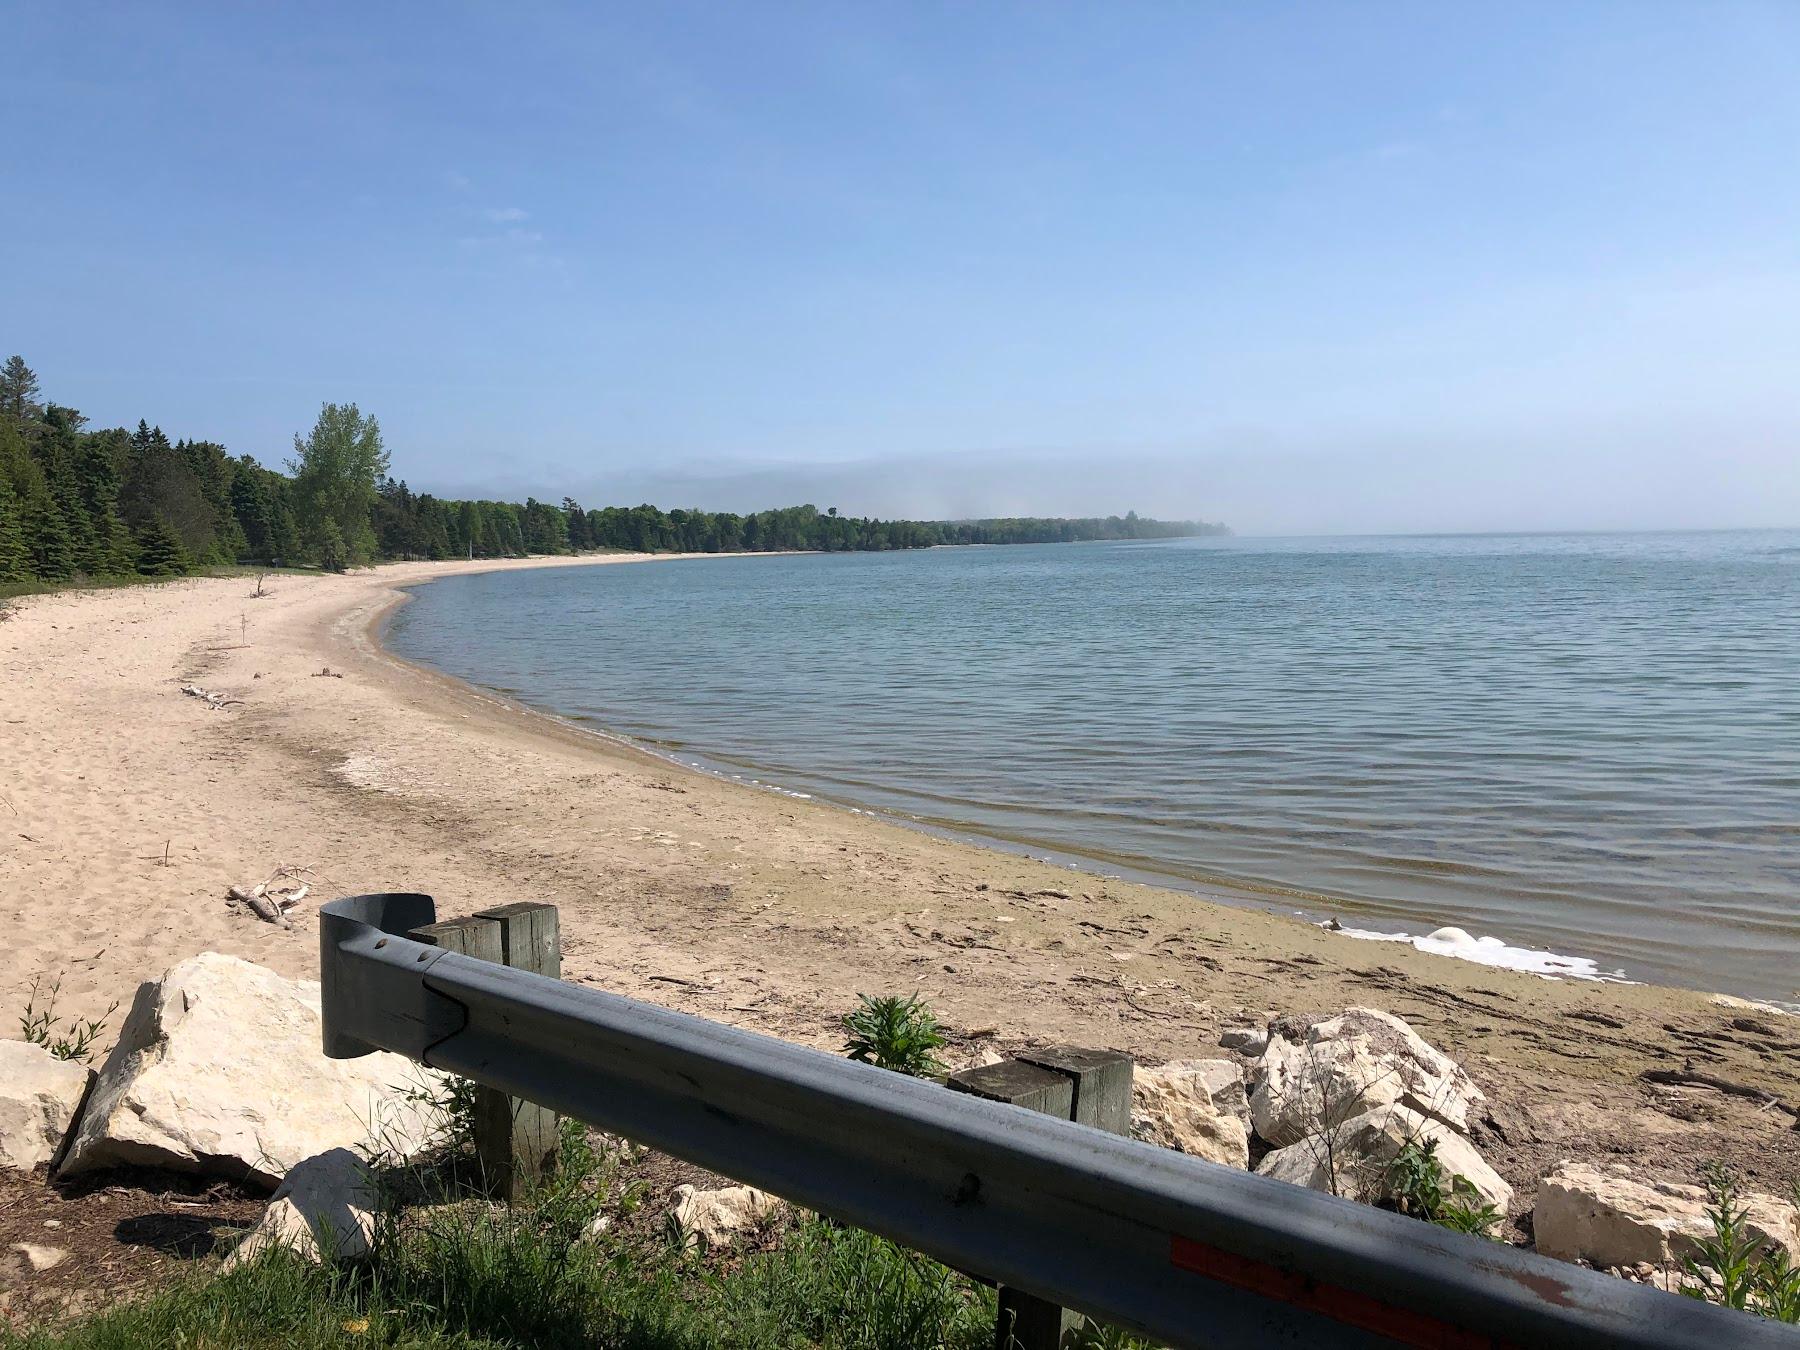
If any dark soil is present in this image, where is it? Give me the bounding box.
[0,1167,265,1331]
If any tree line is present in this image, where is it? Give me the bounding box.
[0,354,1226,584]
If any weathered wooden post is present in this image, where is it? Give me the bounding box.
[409,902,561,1201]
[948,1047,1134,1350]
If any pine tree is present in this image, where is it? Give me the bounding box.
[134,517,189,576]
[94,506,139,575]
[24,491,77,580]
[314,516,348,572]
[0,476,31,582]
[230,463,277,564]
[121,422,214,561]
[0,356,41,428]
[50,474,95,577]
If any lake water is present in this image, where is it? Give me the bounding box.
[386,531,1800,1003]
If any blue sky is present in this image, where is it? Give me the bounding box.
[5,2,1798,533]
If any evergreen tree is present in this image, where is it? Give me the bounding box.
[93,506,138,575]
[230,461,278,564]
[25,490,77,580]
[121,421,215,560]
[0,475,32,582]
[177,438,245,563]
[133,517,189,576]
[313,516,349,572]
[562,497,591,550]
[0,356,41,428]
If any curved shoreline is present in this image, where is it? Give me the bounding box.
[371,566,1345,932]
[373,560,1654,995]
[2,554,1795,1208]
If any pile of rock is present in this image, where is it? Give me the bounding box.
[0,952,448,1281]
[1132,1005,1510,1214]
[0,951,796,1279]
[1128,1005,1800,1288]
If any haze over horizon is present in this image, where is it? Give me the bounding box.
[5,3,1798,536]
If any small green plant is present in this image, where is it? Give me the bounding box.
[394,1069,482,1153]
[1680,1165,1800,1323]
[19,976,119,1063]
[1386,1138,1502,1239]
[842,993,947,1078]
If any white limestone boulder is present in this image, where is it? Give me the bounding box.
[224,1148,380,1268]
[59,953,442,1188]
[0,1041,91,1172]
[1131,1059,1251,1168]
[1250,1008,1483,1148]
[1533,1162,1799,1268]
[1254,1104,1513,1214]
[669,1183,784,1250]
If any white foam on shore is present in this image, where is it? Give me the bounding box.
[1328,923,1627,982]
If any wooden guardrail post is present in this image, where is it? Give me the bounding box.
[409,902,561,1201]
[949,1047,1134,1350]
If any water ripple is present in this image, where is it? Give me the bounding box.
[389,530,1800,1002]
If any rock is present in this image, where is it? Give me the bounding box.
[1533,1162,1800,1268]
[1249,1008,1483,1148]
[1254,1104,1512,1213]
[669,1184,783,1250]
[9,1243,69,1274]
[1132,1059,1251,1168]
[59,953,442,1188]
[224,1148,379,1268]
[0,1041,91,1172]
[1218,1025,1269,1057]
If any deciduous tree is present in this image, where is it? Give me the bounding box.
[288,403,388,567]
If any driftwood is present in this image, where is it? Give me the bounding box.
[180,683,241,710]
[1640,1065,1796,1119]
[228,885,286,927]
[225,867,316,929]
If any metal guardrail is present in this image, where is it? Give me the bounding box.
[320,893,1790,1349]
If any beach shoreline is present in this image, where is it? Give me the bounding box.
[375,562,1654,994]
[2,553,1795,1204]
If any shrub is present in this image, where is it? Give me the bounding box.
[841,994,947,1078]
[19,975,119,1063]
[1385,1138,1501,1239]
[1680,1164,1800,1323]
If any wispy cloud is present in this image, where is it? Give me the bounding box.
[444,170,471,191]
[484,205,529,222]
[455,223,560,270]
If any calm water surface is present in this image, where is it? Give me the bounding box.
[387,531,1800,1002]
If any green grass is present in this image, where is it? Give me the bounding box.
[1,1119,999,1350]
[0,1215,997,1350]
[0,564,315,607]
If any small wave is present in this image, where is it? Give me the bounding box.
[1328,923,1626,982]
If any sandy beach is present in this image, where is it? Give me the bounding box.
[2,554,1795,1209]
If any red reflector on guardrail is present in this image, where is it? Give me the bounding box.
[1169,1235,1509,1350]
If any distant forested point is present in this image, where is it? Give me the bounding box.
[0,354,1227,585]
